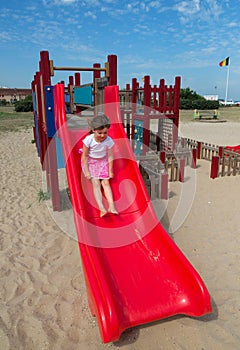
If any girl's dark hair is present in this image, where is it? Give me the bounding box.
[90,114,110,130]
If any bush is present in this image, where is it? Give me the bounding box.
[180,87,204,101]
[14,95,33,112]
[0,99,8,106]
[180,99,219,110]
[180,87,219,110]
[15,100,33,112]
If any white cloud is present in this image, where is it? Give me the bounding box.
[175,0,224,25]
[42,0,78,6]
[227,22,238,28]
[0,32,10,41]
[175,0,200,16]
[81,0,100,6]
[84,11,97,19]
[58,0,77,3]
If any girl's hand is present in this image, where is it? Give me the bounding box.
[85,172,92,180]
[109,170,114,179]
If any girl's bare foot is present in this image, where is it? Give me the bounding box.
[100,209,107,217]
[108,206,119,215]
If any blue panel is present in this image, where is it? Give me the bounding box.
[65,92,70,103]
[65,92,71,113]
[45,85,56,138]
[133,120,144,155]
[55,137,65,169]
[74,86,93,105]
[34,111,40,157]
[32,92,37,112]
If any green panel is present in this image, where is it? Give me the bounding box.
[133,119,144,155]
[74,86,93,105]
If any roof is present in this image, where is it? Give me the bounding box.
[0,88,31,95]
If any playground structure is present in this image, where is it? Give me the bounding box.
[32,51,117,211]
[32,51,212,343]
[64,55,117,114]
[32,51,193,208]
[120,75,180,153]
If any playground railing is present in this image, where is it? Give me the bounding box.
[185,138,240,179]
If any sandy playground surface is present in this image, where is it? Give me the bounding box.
[1,118,240,349]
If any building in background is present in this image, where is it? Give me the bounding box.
[203,95,219,101]
[0,88,31,103]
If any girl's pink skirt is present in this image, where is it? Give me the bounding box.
[82,156,109,179]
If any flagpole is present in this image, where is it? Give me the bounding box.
[224,58,230,104]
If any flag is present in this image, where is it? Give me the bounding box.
[219,57,229,67]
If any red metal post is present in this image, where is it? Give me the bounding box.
[179,159,185,182]
[131,78,138,106]
[107,55,117,86]
[172,76,181,151]
[161,173,168,199]
[191,148,197,169]
[125,83,131,138]
[143,76,151,153]
[168,133,172,151]
[35,72,46,169]
[173,76,181,128]
[39,52,51,130]
[93,63,101,80]
[75,72,81,87]
[160,151,166,164]
[131,78,138,141]
[126,83,130,109]
[159,79,164,112]
[68,76,74,113]
[163,85,167,113]
[218,146,223,158]
[197,141,202,159]
[39,51,61,208]
[74,73,81,113]
[152,85,157,110]
[168,85,173,111]
[144,75,151,108]
[69,76,74,85]
[93,63,101,106]
[31,80,37,145]
[39,52,52,190]
[210,156,219,179]
[40,51,51,85]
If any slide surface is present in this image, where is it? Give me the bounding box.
[54,84,212,343]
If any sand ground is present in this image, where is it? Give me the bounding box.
[1,118,240,349]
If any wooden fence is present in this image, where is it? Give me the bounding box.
[136,135,239,201]
[185,138,240,179]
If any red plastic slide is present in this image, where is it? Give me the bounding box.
[54,84,212,343]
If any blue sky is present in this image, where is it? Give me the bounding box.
[1,0,239,100]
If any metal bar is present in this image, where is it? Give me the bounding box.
[53,66,106,72]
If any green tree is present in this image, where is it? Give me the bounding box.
[180,87,205,100]
[0,99,8,106]
[180,88,219,110]
[14,95,33,112]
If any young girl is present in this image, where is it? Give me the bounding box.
[81,114,118,217]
